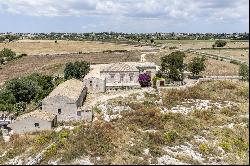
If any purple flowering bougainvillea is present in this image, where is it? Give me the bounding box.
[138,73,151,87]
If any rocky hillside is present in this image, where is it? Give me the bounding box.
[0,80,249,165]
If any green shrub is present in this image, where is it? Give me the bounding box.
[64,61,90,80]
[239,63,249,81]
[35,135,50,146]
[230,60,241,65]
[199,143,209,154]
[219,141,231,152]
[164,131,178,143]
[59,130,70,139]
[214,40,227,47]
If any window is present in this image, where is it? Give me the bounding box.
[110,74,115,79]
[146,71,152,77]
[58,109,61,114]
[90,80,93,87]
[129,73,134,82]
[77,111,81,116]
[34,123,39,127]
[120,74,125,82]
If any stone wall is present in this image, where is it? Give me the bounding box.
[83,77,106,93]
[101,71,140,84]
[8,117,55,134]
[42,96,78,121]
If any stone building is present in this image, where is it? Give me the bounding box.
[83,62,159,93]
[8,110,57,134]
[84,76,106,93]
[100,62,141,90]
[42,79,87,121]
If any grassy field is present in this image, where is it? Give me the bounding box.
[0,51,141,85]
[155,40,249,50]
[0,39,247,86]
[146,50,240,76]
[0,40,147,55]
[196,49,249,63]
[185,53,240,76]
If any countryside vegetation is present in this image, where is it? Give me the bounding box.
[0,80,248,164]
[0,33,249,165]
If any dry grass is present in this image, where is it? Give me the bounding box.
[0,51,141,85]
[196,49,249,62]
[0,40,147,55]
[156,40,249,49]
[0,80,248,165]
[185,53,240,76]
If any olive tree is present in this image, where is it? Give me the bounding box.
[161,51,186,81]
[188,56,206,76]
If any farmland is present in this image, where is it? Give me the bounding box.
[0,40,147,55]
[0,39,248,86]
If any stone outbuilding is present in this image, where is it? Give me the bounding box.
[42,79,87,121]
[8,110,57,134]
[83,75,106,94]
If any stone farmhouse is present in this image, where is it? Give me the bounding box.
[8,110,57,134]
[83,62,159,93]
[42,79,90,122]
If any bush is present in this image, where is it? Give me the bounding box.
[161,51,186,81]
[138,73,151,87]
[214,40,227,47]
[219,141,231,152]
[188,56,206,76]
[199,143,209,154]
[0,73,55,112]
[230,60,241,65]
[13,101,26,115]
[164,130,178,143]
[239,63,249,81]
[0,48,16,60]
[64,61,90,80]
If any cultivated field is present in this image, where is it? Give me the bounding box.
[185,53,240,76]
[156,40,249,50]
[0,40,147,55]
[0,51,141,85]
[0,39,248,86]
[196,49,249,63]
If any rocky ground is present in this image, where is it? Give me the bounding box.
[0,80,248,165]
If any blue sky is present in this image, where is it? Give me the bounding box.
[0,0,249,33]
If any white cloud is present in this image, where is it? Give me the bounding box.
[0,0,248,24]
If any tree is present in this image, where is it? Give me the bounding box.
[188,56,206,76]
[150,38,154,44]
[239,63,249,81]
[138,73,151,87]
[0,48,16,60]
[13,101,26,115]
[161,51,186,81]
[64,61,90,80]
[0,57,4,64]
[214,40,227,47]
[5,77,39,103]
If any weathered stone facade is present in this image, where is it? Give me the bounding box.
[42,79,87,121]
[83,62,159,93]
[8,110,57,134]
[83,76,106,93]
